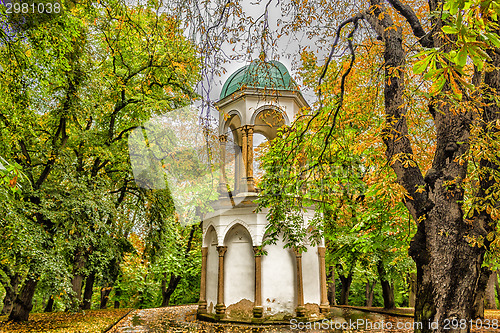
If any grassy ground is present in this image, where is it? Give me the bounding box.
[0,308,131,333]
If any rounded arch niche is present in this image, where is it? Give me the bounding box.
[224,223,255,307]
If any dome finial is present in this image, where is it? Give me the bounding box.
[259,50,266,62]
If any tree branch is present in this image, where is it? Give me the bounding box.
[386,0,433,48]
[365,0,433,220]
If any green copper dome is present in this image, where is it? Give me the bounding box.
[220,59,297,100]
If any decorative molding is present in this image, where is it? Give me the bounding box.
[221,109,243,135]
[250,105,290,126]
[202,224,219,247]
[222,219,256,246]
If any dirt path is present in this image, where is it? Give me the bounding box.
[106,305,500,333]
[106,305,408,333]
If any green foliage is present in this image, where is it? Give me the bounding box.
[413,0,500,98]
[0,0,201,316]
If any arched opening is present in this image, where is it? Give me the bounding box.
[253,132,268,187]
[252,107,287,140]
[224,223,255,307]
[224,129,241,193]
[222,112,244,193]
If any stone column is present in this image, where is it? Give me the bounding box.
[240,127,248,191]
[246,125,255,192]
[215,246,227,319]
[318,247,329,314]
[217,135,228,194]
[294,248,306,317]
[252,246,263,319]
[197,247,208,314]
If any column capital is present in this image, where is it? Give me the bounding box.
[293,247,303,258]
[253,246,263,256]
[216,246,227,257]
[242,124,254,134]
[201,247,208,256]
[219,134,228,143]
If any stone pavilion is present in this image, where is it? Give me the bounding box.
[197,58,329,321]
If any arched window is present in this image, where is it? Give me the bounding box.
[225,129,241,193]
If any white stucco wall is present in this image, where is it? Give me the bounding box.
[224,224,255,306]
[203,204,323,316]
[261,238,297,315]
[303,244,321,305]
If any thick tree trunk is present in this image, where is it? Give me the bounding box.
[365,280,376,307]
[100,287,112,309]
[363,2,500,331]
[81,272,95,310]
[44,296,55,313]
[1,271,19,316]
[327,265,337,306]
[8,274,38,322]
[485,271,497,310]
[339,272,353,305]
[377,261,395,309]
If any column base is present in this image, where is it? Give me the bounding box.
[252,306,263,318]
[246,178,255,192]
[251,317,266,324]
[320,304,330,314]
[218,184,229,195]
[215,303,226,320]
[295,305,306,318]
[197,301,207,314]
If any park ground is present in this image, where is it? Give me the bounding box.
[2,305,500,332]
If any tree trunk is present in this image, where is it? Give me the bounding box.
[100,287,112,309]
[8,274,39,322]
[81,272,95,310]
[70,247,87,310]
[161,273,181,307]
[1,271,19,316]
[362,2,500,331]
[485,271,497,310]
[44,296,55,313]
[472,267,491,318]
[339,272,353,305]
[377,261,395,309]
[365,280,376,307]
[114,288,121,309]
[409,272,416,308]
[327,265,337,306]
